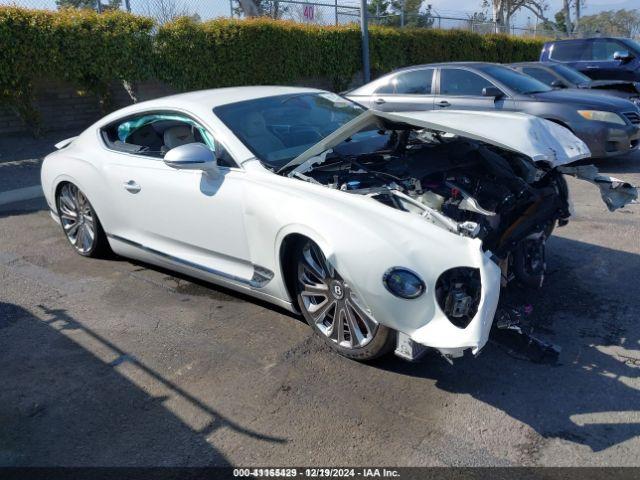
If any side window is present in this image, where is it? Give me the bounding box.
[591,39,624,61]
[101,113,236,168]
[394,69,434,94]
[439,69,493,96]
[522,67,558,86]
[375,69,434,95]
[550,40,590,61]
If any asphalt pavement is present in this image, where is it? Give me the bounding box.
[1,133,639,466]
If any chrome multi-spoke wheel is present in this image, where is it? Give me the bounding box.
[56,183,107,257]
[296,241,392,358]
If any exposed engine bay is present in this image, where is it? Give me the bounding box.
[288,126,573,291]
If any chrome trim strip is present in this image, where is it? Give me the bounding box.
[106,234,273,288]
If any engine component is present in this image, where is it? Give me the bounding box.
[436,267,481,329]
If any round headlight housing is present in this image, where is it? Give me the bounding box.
[383,267,426,299]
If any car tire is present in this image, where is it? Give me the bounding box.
[56,182,110,258]
[293,239,395,361]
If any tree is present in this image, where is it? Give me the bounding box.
[56,0,121,10]
[140,0,194,24]
[579,9,640,37]
[236,0,262,17]
[483,0,557,34]
[369,0,433,28]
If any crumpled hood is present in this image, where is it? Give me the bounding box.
[282,109,591,172]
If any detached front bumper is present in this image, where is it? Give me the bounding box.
[575,121,640,158]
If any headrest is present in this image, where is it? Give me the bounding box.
[164,125,195,150]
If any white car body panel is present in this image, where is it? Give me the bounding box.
[40,86,631,359]
[285,109,591,172]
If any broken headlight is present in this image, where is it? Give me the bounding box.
[435,267,481,329]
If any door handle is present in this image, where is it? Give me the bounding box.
[437,100,451,107]
[123,180,141,194]
[373,97,386,105]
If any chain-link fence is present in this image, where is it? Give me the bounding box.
[0,0,620,38]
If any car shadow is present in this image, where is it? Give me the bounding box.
[0,197,48,219]
[0,301,286,466]
[373,235,640,453]
[591,150,640,175]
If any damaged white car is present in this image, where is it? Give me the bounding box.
[41,87,638,361]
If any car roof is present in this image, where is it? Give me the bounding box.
[131,86,323,110]
[95,86,325,128]
[510,61,547,67]
[393,61,501,73]
[544,37,628,44]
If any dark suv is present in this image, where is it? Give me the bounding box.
[540,37,640,82]
[346,62,640,158]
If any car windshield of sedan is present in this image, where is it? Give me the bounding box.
[549,64,591,86]
[622,39,640,54]
[477,64,553,94]
[214,93,367,169]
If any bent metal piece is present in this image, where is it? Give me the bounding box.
[558,165,639,212]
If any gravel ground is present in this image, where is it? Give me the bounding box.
[0,138,639,467]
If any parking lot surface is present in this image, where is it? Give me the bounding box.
[1,136,640,466]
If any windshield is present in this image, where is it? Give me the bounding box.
[549,64,591,85]
[476,64,553,94]
[622,39,640,54]
[214,92,366,169]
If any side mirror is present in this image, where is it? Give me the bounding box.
[482,86,504,98]
[613,50,633,62]
[551,79,566,88]
[164,143,218,175]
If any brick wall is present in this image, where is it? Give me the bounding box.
[0,78,176,136]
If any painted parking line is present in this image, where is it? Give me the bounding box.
[0,185,44,206]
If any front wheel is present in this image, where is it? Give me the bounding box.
[294,240,395,361]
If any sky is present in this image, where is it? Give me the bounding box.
[1,0,638,28]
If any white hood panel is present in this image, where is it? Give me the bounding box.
[285,109,591,171]
[378,110,591,166]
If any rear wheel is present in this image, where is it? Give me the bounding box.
[294,240,394,360]
[56,183,109,257]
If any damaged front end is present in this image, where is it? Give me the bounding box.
[279,109,638,361]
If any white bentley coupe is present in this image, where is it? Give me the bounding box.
[41,87,638,361]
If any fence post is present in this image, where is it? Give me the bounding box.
[229,0,234,18]
[335,0,339,25]
[360,0,371,84]
[124,0,131,12]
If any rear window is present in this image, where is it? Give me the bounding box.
[549,40,590,61]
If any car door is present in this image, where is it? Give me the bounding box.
[588,38,637,81]
[369,68,436,112]
[435,67,509,111]
[101,112,255,283]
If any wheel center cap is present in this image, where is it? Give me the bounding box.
[330,281,344,300]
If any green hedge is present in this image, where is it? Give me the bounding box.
[0,7,544,134]
[154,18,543,91]
[0,7,154,133]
